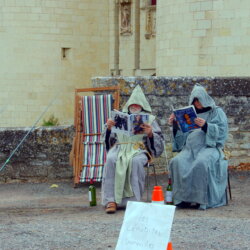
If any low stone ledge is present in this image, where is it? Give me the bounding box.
[93,76,250,167]
[1,77,249,182]
[0,126,74,183]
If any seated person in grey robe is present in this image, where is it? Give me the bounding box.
[102,85,164,213]
[168,84,228,210]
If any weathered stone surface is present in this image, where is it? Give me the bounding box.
[240,143,250,149]
[94,76,250,167]
[212,78,250,96]
[0,77,249,182]
[0,126,74,182]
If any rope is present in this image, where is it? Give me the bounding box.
[0,105,7,115]
[0,93,60,173]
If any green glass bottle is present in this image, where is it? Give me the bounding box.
[165,178,173,205]
[88,179,96,206]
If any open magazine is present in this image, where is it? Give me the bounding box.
[111,110,149,136]
[172,105,199,133]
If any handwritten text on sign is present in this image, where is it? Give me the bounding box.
[116,201,176,250]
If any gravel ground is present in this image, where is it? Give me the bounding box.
[0,171,249,250]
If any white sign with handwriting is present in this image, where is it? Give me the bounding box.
[116,201,176,250]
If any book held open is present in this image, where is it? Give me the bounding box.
[173,105,199,133]
[111,110,149,136]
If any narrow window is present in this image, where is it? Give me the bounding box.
[151,0,156,5]
[61,48,70,59]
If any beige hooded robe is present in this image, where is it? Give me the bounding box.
[102,85,164,206]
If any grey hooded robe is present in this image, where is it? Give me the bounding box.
[170,85,228,209]
[101,85,164,207]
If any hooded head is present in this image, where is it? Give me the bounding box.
[189,84,215,108]
[122,85,152,113]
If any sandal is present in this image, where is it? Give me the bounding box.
[105,202,117,214]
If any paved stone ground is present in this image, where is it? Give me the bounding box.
[0,171,249,250]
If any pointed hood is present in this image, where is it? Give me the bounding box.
[122,85,152,113]
[189,84,216,108]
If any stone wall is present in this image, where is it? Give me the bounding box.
[110,0,157,76]
[0,0,110,127]
[1,76,249,182]
[157,0,250,76]
[0,126,74,183]
[93,76,250,169]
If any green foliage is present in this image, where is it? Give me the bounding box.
[42,114,60,126]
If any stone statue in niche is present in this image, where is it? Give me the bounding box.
[120,3,132,35]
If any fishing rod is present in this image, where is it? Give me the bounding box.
[0,105,7,115]
[0,93,61,173]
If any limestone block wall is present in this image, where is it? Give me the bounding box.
[110,0,156,76]
[93,76,250,169]
[139,2,156,74]
[109,0,119,75]
[0,0,110,127]
[118,0,140,76]
[156,0,250,76]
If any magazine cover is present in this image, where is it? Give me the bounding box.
[130,114,149,135]
[111,111,149,136]
[173,105,199,133]
[111,110,129,135]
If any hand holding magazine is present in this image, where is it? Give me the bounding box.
[111,110,149,136]
[172,105,199,133]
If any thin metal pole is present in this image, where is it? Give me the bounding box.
[0,94,60,172]
[0,105,7,115]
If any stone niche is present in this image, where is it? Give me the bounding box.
[141,0,156,39]
[119,0,132,35]
[145,2,156,39]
